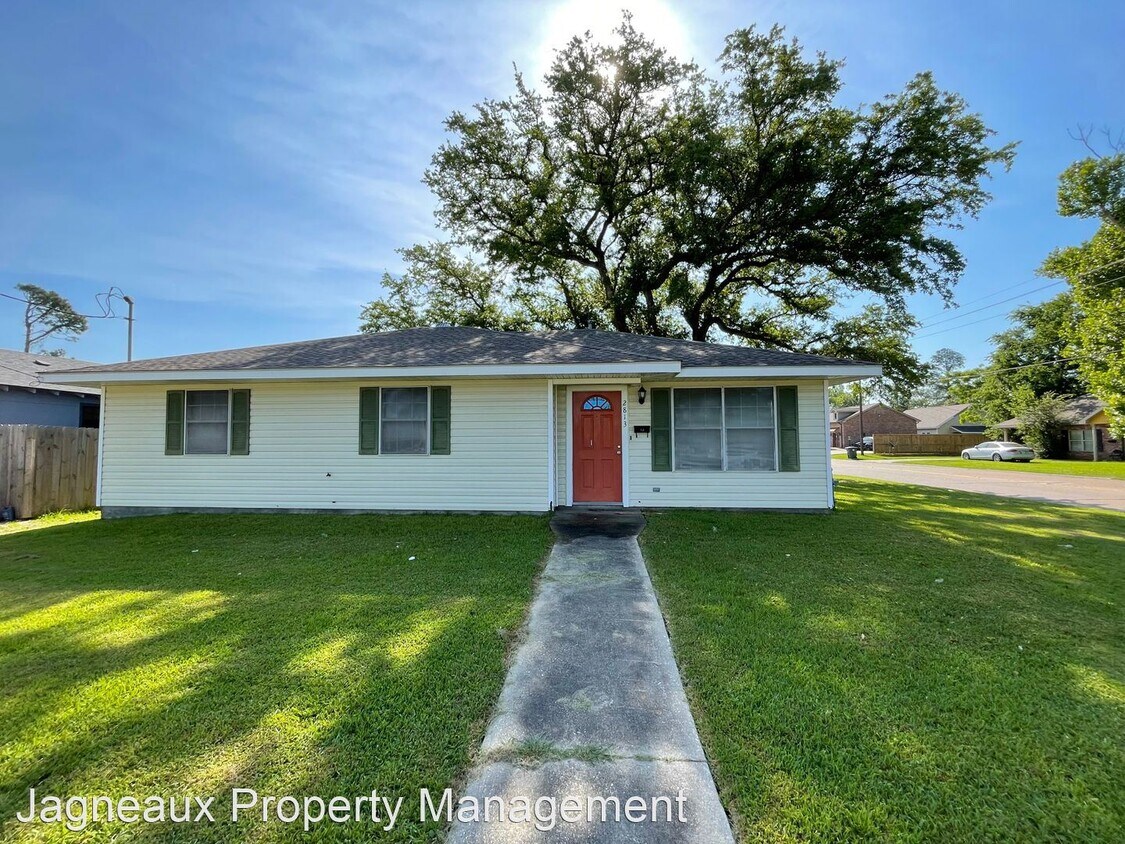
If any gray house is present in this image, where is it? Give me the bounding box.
[0,349,101,427]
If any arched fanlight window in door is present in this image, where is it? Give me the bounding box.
[582,395,612,411]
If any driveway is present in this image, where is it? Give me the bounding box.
[833,458,1125,511]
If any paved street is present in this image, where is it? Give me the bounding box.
[833,457,1125,511]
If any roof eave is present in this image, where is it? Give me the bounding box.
[50,361,883,385]
[679,364,882,381]
[48,361,684,385]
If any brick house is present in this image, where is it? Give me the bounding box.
[830,403,918,447]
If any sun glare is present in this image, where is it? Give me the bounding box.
[533,0,694,80]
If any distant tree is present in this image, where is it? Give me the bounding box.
[16,283,88,353]
[363,17,1013,383]
[829,384,863,407]
[952,293,1084,426]
[1040,129,1125,439]
[908,347,965,407]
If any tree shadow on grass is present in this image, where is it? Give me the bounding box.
[0,513,551,843]
[642,481,1125,842]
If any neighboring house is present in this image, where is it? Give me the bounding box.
[997,396,1119,461]
[829,403,917,448]
[0,348,101,427]
[904,403,972,435]
[49,327,880,516]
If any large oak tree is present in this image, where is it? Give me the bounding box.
[362,19,1014,392]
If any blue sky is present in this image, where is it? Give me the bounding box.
[1,0,1121,367]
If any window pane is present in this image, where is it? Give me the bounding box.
[724,387,776,470]
[674,389,722,470]
[381,387,428,453]
[381,421,427,454]
[675,429,722,470]
[724,387,774,428]
[727,428,776,470]
[674,389,721,427]
[185,391,228,454]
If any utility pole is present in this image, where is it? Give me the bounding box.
[123,295,135,361]
[857,381,865,447]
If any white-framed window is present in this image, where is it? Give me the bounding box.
[185,390,230,454]
[380,387,430,454]
[672,387,778,471]
[1069,428,1095,453]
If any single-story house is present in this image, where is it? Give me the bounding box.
[997,396,1119,461]
[829,403,917,448]
[904,403,972,435]
[0,348,101,427]
[49,327,880,516]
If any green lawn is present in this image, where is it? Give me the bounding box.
[643,480,1124,842]
[833,452,1125,479]
[0,511,551,842]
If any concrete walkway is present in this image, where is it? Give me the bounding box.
[447,509,734,844]
[833,457,1125,511]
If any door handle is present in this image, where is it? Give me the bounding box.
[616,446,622,454]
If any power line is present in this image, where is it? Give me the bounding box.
[0,289,125,320]
[914,271,1125,340]
[918,279,1065,329]
[944,355,1084,381]
[916,255,1125,329]
[916,276,1063,323]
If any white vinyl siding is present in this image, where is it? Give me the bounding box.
[554,384,567,505]
[101,379,549,512]
[627,379,831,508]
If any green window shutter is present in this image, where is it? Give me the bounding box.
[430,386,451,455]
[651,388,672,472]
[165,390,184,455]
[359,388,380,454]
[230,389,251,455]
[777,386,800,472]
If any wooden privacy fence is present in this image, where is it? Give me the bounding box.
[873,433,988,455]
[1,425,98,519]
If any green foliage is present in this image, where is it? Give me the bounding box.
[812,305,926,408]
[1042,145,1125,439]
[829,383,863,407]
[908,347,965,408]
[359,243,608,333]
[952,294,1084,426]
[363,16,1014,397]
[15,283,88,352]
[1011,390,1070,457]
[1058,152,1125,229]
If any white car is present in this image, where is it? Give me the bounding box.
[961,441,1036,462]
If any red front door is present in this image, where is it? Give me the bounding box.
[572,391,623,504]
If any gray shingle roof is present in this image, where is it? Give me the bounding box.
[0,348,102,394]
[904,404,971,430]
[53,327,871,374]
[997,396,1106,429]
